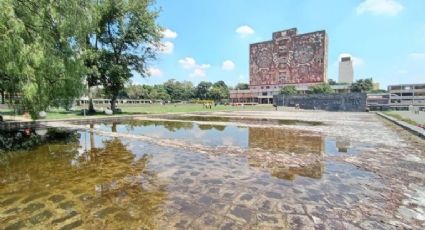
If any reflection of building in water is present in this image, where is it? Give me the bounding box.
[271,162,323,180]
[336,140,351,153]
[247,127,325,180]
[248,127,324,154]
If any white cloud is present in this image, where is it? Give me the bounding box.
[178,57,197,69]
[190,64,211,78]
[159,41,174,54]
[162,28,178,39]
[236,25,255,38]
[222,60,235,71]
[338,53,364,67]
[200,64,211,69]
[148,67,162,77]
[190,68,207,77]
[356,0,404,16]
[408,53,425,60]
[178,57,211,78]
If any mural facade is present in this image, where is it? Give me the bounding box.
[250,28,328,87]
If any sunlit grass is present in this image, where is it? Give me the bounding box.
[1,104,274,120]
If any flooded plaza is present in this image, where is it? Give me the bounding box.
[1,111,424,229]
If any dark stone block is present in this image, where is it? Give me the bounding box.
[23,203,45,213]
[29,210,53,225]
[51,211,78,225]
[274,93,367,112]
[58,201,75,211]
[4,220,26,230]
[265,191,283,199]
[4,208,20,214]
[1,196,20,206]
[230,206,252,222]
[59,220,83,230]
[48,195,66,203]
[114,211,134,222]
[94,206,120,218]
[78,194,94,202]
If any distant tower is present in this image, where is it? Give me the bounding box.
[338,56,353,83]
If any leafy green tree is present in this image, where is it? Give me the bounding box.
[150,85,170,101]
[235,83,249,90]
[280,86,298,95]
[127,84,151,99]
[0,0,91,118]
[350,78,373,92]
[196,81,212,99]
[207,86,227,101]
[207,81,229,101]
[213,80,228,89]
[93,0,162,112]
[309,84,334,94]
[163,80,195,101]
[328,79,337,85]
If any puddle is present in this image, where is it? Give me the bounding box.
[88,120,354,155]
[154,115,323,126]
[1,117,409,229]
[0,131,383,229]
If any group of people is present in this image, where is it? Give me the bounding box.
[203,103,213,109]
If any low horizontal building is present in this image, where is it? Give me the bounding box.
[388,83,425,107]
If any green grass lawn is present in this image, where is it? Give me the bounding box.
[1,104,275,120]
[382,111,423,126]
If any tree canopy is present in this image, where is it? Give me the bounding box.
[0,0,162,117]
[235,83,249,90]
[92,0,162,111]
[308,84,334,94]
[0,0,92,117]
[350,78,373,92]
[280,86,298,95]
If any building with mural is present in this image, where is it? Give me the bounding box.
[230,28,328,104]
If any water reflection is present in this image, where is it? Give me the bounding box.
[0,128,78,152]
[248,127,324,154]
[0,123,381,229]
[157,115,323,126]
[93,121,348,156]
[0,132,166,229]
[270,162,324,180]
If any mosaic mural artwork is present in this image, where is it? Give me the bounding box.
[250,28,328,86]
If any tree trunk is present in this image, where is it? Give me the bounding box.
[90,123,95,149]
[87,84,96,114]
[110,97,117,112]
[1,90,4,104]
[88,98,95,113]
[111,122,117,133]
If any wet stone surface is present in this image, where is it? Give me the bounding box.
[0,111,424,229]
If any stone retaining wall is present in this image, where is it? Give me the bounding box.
[273,93,367,112]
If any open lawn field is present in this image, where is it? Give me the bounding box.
[0,104,275,120]
[383,110,425,125]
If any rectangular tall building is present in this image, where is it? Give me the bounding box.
[338,56,354,83]
[249,28,328,90]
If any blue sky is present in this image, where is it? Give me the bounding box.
[133,0,425,89]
